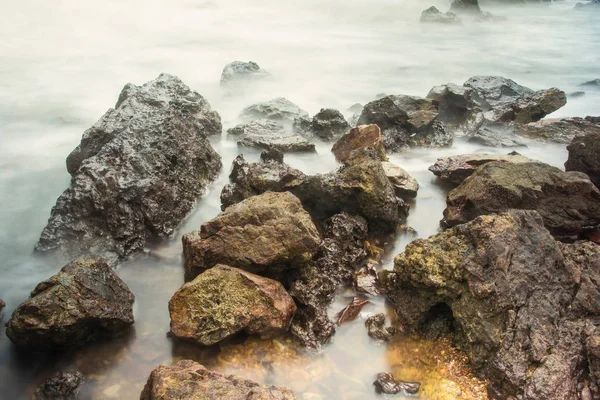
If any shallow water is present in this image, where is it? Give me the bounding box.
[0,0,599,398]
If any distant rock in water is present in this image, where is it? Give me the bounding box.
[580,78,600,87]
[141,360,298,400]
[227,119,316,153]
[565,131,600,188]
[220,61,270,86]
[240,97,309,126]
[310,108,350,141]
[0,298,4,319]
[6,259,134,350]
[575,0,600,9]
[35,74,222,264]
[450,0,481,14]
[35,371,84,400]
[420,6,461,24]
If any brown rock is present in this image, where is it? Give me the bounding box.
[331,124,386,163]
[565,131,600,188]
[381,162,419,199]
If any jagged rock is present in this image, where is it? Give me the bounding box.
[260,147,284,163]
[183,191,321,281]
[34,371,84,400]
[468,125,527,148]
[289,213,368,349]
[227,119,316,153]
[373,373,420,395]
[169,265,296,346]
[310,108,350,141]
[357,95,453,152]
[580,78,600,87]
[381,210,600,400]
[428,152,533,185]
[381,162,419,199]
[292,115,312,135]
[420,6,461,23]
[565,131,600,188]
[220,61,270,86]
[331,124,387,163]
[240,97,309,126]
[442,161,600,239]
[140,360,298,400]
[450,0,482,14]
[35,74,222,263]
[365,313,395,342]
[515,117,600,144]
[427,83,475,128]
[6,259,134,349]
[355,264,380,296]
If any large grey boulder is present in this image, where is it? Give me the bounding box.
[36,74,222,263]
[240,97,309,126]
[220,61,270,86]
[227,119,316,153]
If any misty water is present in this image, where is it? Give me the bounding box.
[1,0,599,398]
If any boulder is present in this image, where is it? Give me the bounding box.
[357,95,452,152]
[468,125,527,148]
[140,360,298,400]
[420,6,461,24]
[516,117,600,144]
[240,97,309,126]
[183,191,321,281]
[428,152,533,185]
[35,74,222,263]
[331,124,387,163]
[442,161,600,239]
[220,61,270,86]
[169,265,296,346]
[465,75,534,108]
[0,298,4,319]
[381,162,419,199]
[381,210,600,400]
[565,131,600,188]
[227,119,316,153]
[365,313,396,342]
[6,259,134,349]
[427,83,475,127]
[449,0,482,14]
[310,108,350,141]
[34,371,84,400]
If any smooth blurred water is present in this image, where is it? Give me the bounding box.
[0,0,599,398]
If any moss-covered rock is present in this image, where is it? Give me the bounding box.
[169,265,296,346]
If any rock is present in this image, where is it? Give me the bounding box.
[354,264,380,296]
[240,97,310,126]
[220,61,270,86]
[35,74,222,263]
[292,115,312,135]
[227,119,316,153]
[565,131,600,188]
[381,210,600,400]
[569,91,586,98]
[169,265,296,346]
[6,259,134,349]
[450,0,482,14]
[260,147,284,163]
[373,373,420,395]
[331,124,386,163]
[0,298,4,319]
[381,162,419,199]
[580,78,600,87]
[183,191,321,281]
[365,314,395,342]
[310,108,350,141]
[515,117,600,144]
[575,0,600,8]
[427,83,474,127]
[465,76,534,108]
[335,297,371,325]
[468,125,527,148]
[420,6,461,23]
[34,371,84,400]
[140,360,298,400]
[428,152,533,185]
[357,95,452,152]
[443,161,600,239]
[289,213,368,349]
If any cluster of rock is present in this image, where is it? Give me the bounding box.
[421,0,503,24]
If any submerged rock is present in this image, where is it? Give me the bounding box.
[240,97,309,126]
[580,78,600,87]
[169,265,296,346]
[357,95,453,152]
[381,210,600,400]
[140,360,298,400]
[220,61,270,86]
[381,161,419,199]
[34,371,84,400]
[310,108,350,141]
[36,74,222,263]
[443,161,600,239]
[565,131,600,188]
[365,313,396,342]
[373,373,420,395]
[515,117,600,144]
[331,124,387,163]
[420,6,461,24]
[183,191,321,281]
[227,119,316,153]
[6,259,134,349]
[428,152,533,185]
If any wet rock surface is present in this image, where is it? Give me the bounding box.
[420,6,461,24]
[0,298,4,319]
[6,259,134,350]
[140,360,298,400]
[310,108,350,141]
[183,191,321,281]
[428,152,533,185]
[357,95,453,152]
[365,314,395,342]
[355,264,381,296]
[381,161,419,199]
[169,265,296,346]
[331,124,386,163]
[220,61,270,86]
[381,210,600,400]
[240,97,309,126]
[227,119,316,153]
[468,125,526,148]
[373,372,420,395]
[515,117,600,144]
[34,371,84,400]
[566,131,600,188]
[35,74,222,263]
[443,161,600,239]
